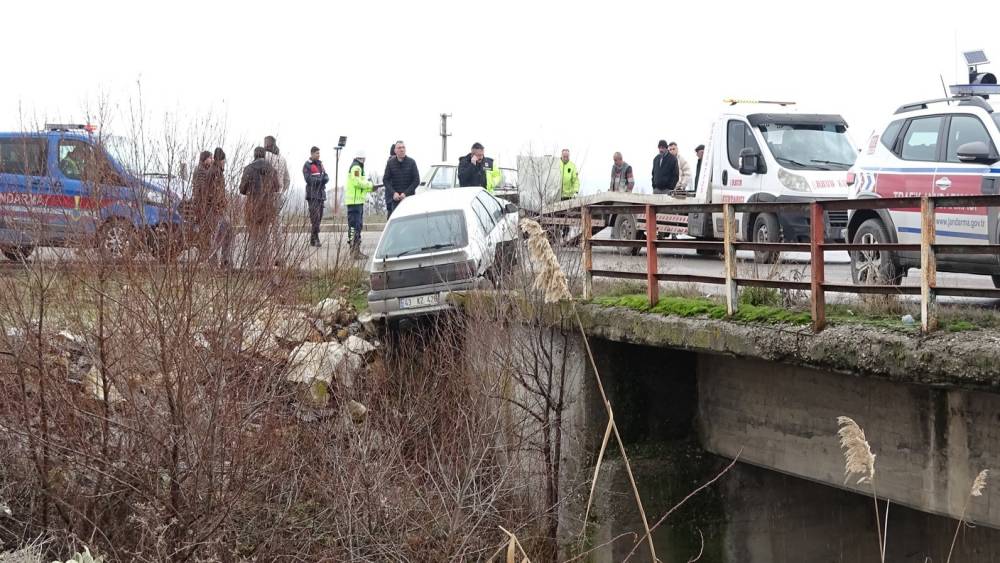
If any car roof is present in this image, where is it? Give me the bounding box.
[429,162,516,171]
[389,186,487,219]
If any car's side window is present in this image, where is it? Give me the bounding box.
[0,138,47,176]
[899,116,944,161]
[57,139,94,180]
[880,119,904,152]
[470,198,495,236]
[726,120,761,169]
[945,115,995,163]
[478,192,504,223]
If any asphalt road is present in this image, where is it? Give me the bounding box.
[6,226,998,309]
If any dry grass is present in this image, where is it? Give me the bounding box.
[519,219,571,303]
[836,416,876,485]
[947,468,991,563]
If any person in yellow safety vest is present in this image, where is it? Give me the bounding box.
[560,148,580,199]
[345,150,373,259]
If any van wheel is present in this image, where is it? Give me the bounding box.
[99,220,137,261]
[612,214,640,256]
[2,246,34,261]
[850,218,901,285]
[752,213,781,264]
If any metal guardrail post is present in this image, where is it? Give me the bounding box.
[921,197,937,332]
[810,202,826,331]
[645,204,659,306]
[582,206,593,300]
[723,203,738,315]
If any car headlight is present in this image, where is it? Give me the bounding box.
[778,168,811,192]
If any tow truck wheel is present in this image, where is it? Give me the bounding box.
[1,246,33,261]
[611,214,640,256]
[752,213,781,264]
[850,218,901,285]
[98,220,137,262]
[993,275,1000,289]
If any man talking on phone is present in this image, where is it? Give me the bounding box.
[457,142,500,192]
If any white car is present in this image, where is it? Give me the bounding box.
[417,162,519,202]
[847,91,1000,285]
[367,187,520,321]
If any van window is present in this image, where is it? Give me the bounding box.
[758,122,857,170]
[945,115,994,163]
[58,139,94,180]
[0,138,47,176]
[900,116,944,161]
[880,120,904,151]
[376,210,468,258]
[726,120,760,169]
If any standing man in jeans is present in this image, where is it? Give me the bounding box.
[382,140,419,218]
[302,146,329,247]
[239,147,281,267]
[651,140,679,194]
[345,150,373,259]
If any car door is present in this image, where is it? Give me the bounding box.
[52,137,99,242]
[470,194,498,272]
[718,119,763,238]
[932,114,997,263]
[885,115,945,245]
[0,136,50,241]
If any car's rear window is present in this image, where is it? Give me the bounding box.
[376,210,468,258]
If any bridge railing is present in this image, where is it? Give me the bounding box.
[579,195,1000,333]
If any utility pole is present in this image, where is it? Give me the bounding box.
[440,113,452,162]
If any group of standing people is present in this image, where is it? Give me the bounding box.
[190,135,290,269]
[610,142,705,195]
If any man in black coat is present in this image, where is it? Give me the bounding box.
[302,146,329,247]
[457,142,493,188]
[382,140,420,217]
[651,139,679,194]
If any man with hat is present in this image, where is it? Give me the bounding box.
[693,144,705,192]
[345,149,373,258]
[651,139,679,194]
[303,146,330,247]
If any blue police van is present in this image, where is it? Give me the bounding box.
[0,124,185,260]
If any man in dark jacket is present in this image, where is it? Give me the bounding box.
[651,139,679,194]
[457,142,495,189]
[302,146,329,247]
[382,140,419,217]
[239,146,281,268]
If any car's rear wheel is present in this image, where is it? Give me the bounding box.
[2,246,33,261]
[850,218,901,285]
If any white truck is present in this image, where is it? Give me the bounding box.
[533,101,860,262]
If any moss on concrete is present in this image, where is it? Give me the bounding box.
[574,302,1000,387]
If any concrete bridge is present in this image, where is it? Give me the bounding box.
[539,303,1000,562]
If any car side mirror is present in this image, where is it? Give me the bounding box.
[957,141,1000,164]
[739,147,761,175]
[504,202,518,214]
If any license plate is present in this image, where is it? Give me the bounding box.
[399,294,439,310]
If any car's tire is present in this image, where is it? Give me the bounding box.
[2,246,34,261]
[993,274,1000,289]
[611,214,640,256]
[752,213,781,264]
[98,220,137,262]
[850,218,901,285]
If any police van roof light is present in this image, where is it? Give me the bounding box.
[44,123,98,133]
[949,84,1000,96]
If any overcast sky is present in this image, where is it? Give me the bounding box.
[2,0,997,196]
